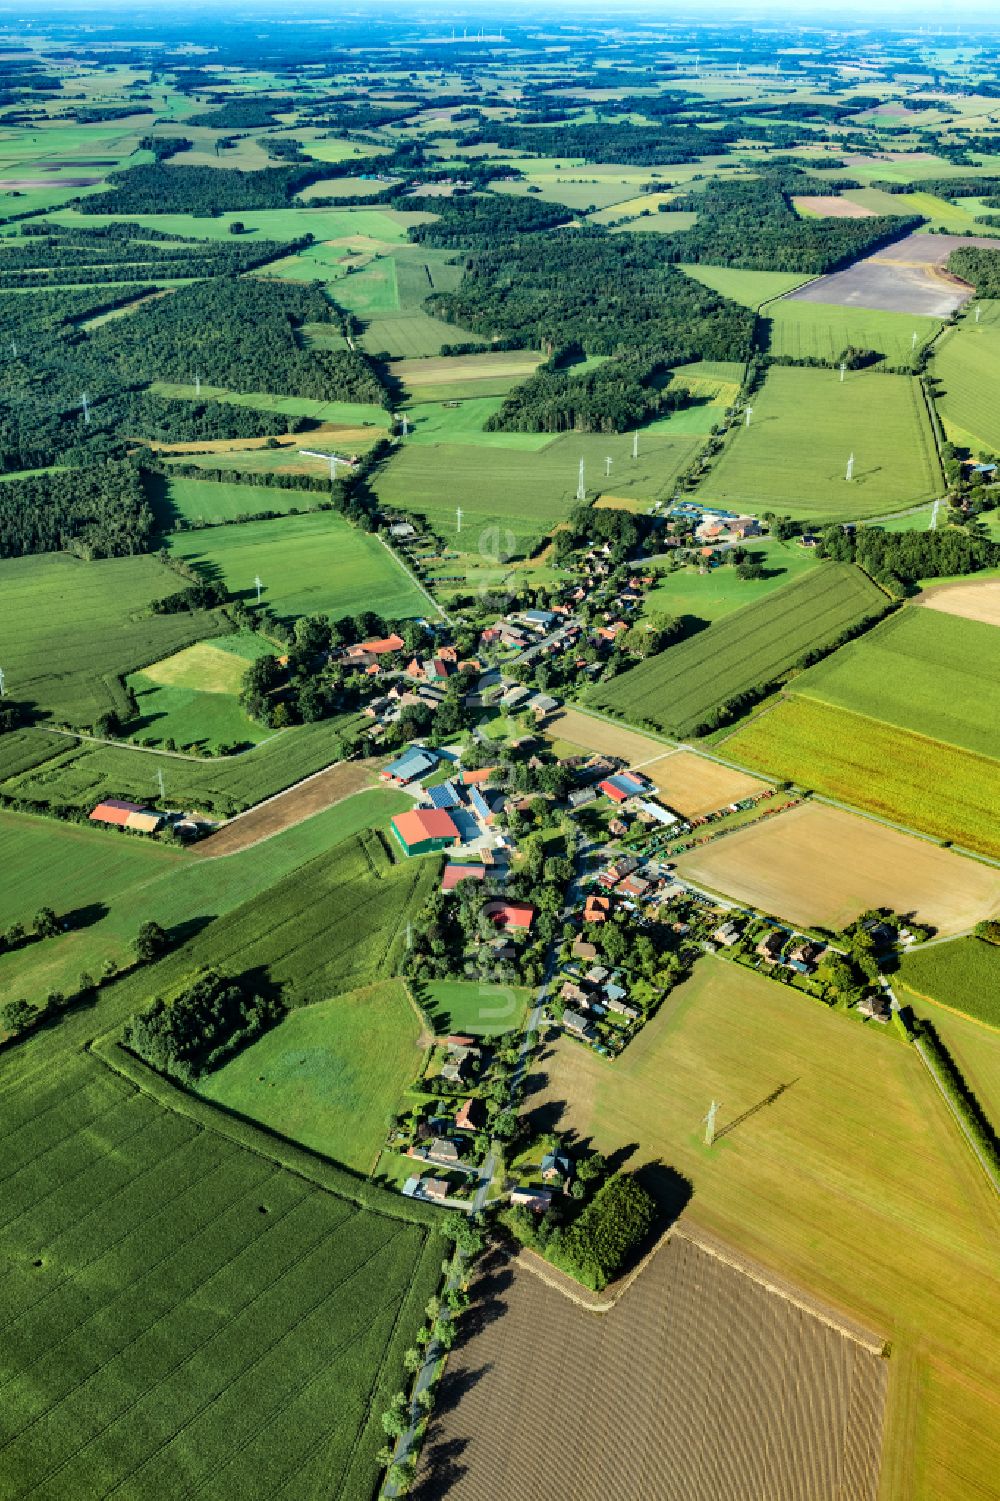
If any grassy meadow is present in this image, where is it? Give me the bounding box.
[677,263,810,307]
[643,538,821,623]
[166,511,429,623]
[0,552,224,727]
[698,367,942,520]
[932,303,1000,452]
[127,634,276,753]
[529,957,1000,1501]
[762,299,940,366]
[421,979,532,1037]
[794,606,1000,759]
[722,696,1000,858]
[150,475,315,527]
[200,981,423,1172]
[594,564,887,737]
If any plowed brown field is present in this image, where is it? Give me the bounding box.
[194,759,379,856]
[415,1233,888,1501]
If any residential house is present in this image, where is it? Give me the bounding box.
[462,765,498,786]
[608,817,630,838]
[541,1151,573,1187]
[484,900,535,934]
[617,874,649,899]
[857,994,891,1023]
[713,921,743,948]
[756,930,786,963]
[510,1187,553,1212]
[468,784,496,826]
[568,786,597,809]
[441,863,486,892]
[563,1008,597,1041]
[425,1137,461,1166]
[561,981,592,1007]
[390,808,460,857]
[585,965,610,985]
[788,940,823,970]
[584,894,611,924]
[606,995,640,1020]
[455,1097,487,1133]
[572,937,598,961]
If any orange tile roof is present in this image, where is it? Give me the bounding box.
[391,808,459,846]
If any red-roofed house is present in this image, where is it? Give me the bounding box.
[484,900,535,933]
[462,766,497,785]
[348,633,405,658]
[584,894,611,924]
[390,808,460,857]
[441,863,486,892]
[455,1097,487,1132]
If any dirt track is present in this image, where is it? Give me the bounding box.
[414,1234,888,1501]
[193,759,380,857]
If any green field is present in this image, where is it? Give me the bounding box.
[2,716,362,818]
[48,205,433,243]
[794,606,1000,758]
[678,263,809,307]
[0,553,224,727]
[200,981,422,1172]
[533,956,1000,1501]
[374,430,701,556]
[594,564,887,737]
[899,937,1000,1028]
[151,475,316,527]
[422,979,532,1037]
[0,1044,440,1501]
[932,304,1000,452]
[643,538,821,623]
[166,511,429,623]
[402,398,553,449]
[763,299,940,367]
[698,367,942,520]
[126,633,275,752]
[912,995,1000,1126]
[0,788,411,1006]
[722,696,1000,858]
[149,381,391,428]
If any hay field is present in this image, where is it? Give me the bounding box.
[642,538,821,623]
[910,995,1000,1125]
[794,607,1000,758]
[142,635,268,695]
[762,299,940,366]
[677,263,809,307]
[416,1233,888,1501]
[388,349,543,399]
[644,750,770,815]
[674,801,1000,934]
[593,565,887,738]
[151,475,315,526]
[199,980,422,1172]
[543,707,672,765]
[919,578,1000,627]
[698,368,941,521]
[166,512,428,623]
[525,958,1000,1501]
[931,307,1000,451]
[723,696,1000,859]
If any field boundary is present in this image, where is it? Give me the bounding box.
[376,532,451,623]
[912,1038,1000,1195]
[194,756,381,857]
[898,979,1000,1034]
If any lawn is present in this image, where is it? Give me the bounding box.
[793,606,1000,759]
[529,957,1000,1501]
[931,303,1000,452]
[762,298,940,367]
[698,367,942,521]
[677,263,809,307]
[421,979,532,1037]
[0,552,224,728]
[200,981,423,1172]
[722,695,1000,859]
[373,430,701,557]
[898,937,1000,1029]
[166,511,429,623]
[643,538,821,624]
[594,564,887,738]
[0,1045,441,1501]
[0,787,412,1008]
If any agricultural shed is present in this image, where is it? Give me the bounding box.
[484,900,535,933]
[427,781,462,810]
[462,766,497,785]
[349,633,405,657]
[441,863,486,891]
[600,772,649,803]
[89,798,151,829]
[390,807,460,857]
[125,810,164,834]
[382,746,437,785]
[633,798,677,826]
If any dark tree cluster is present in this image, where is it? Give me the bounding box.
[0,463,154,559]
[122,967,285,1084]
[821,523,1000,591]
[947,246,1000,297]
[463,120,738,164]
[407,193,573,249]
[76,162,330,215]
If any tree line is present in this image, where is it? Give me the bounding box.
[0,463,154,559]
[122,967,285,1085]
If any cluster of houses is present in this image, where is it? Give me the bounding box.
[509,1147,574,1214]
[558,962,642,1051]
[383,751,524,870]
[401,1034,493,1203]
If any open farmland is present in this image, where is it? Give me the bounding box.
[643,749,771,816]
[723,696,1000,859]
[0,553,224,727]
[676,263,809,307]
[919,577,1000,627]
[593,565,887,738]
[373,431,700,557]
[761,298,939,366]
[199,981,422,1172]
[389,349,543,402]
[785,232,997,317]
[416,1232,888,1501]
[898,937,1000,1029]
[697,367,941,521]
[642,537,821,622]
[149,475,315,527]
[166,511,428,623]
[908,996,1000,1126]
[932,304,1000,451]
[2,716,361,818]
[0,1047,441,1501]
[542,707,672,766]
[674,801,1000,934]
[127,635,276,752]
[794,606,1000,758]
[525,958,1000,1501]
[0,787,409,1014]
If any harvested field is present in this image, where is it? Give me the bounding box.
[415,1234,889,1501]
[786,232,998,317]
[644,749,771,816]
[387,350,542,389]
[919,577,1000,628]
[524,958,1000,1501]
[793,194,876,218]
[194,759,380,857]
[674,801,1000,935]
[542,707,671,766]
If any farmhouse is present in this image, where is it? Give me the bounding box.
[756,930,786,963]
[441,863,486,892]
[425,1137,462,1166]
[713,921,743,948]
[484,900,535,933]
[349,633,405,658]
[509,1186,553,1212]
[857,994,891,1023]
[390,808,460,857]
[89,799,163,834]
[455,1097,487,1132]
